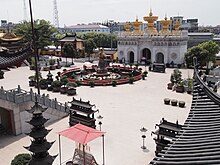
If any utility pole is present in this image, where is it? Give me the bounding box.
[53,0,59,28]
[23,0,28,21]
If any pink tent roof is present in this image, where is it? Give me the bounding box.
[58,123,105,145]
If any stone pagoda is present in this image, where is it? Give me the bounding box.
[24,100,57,165]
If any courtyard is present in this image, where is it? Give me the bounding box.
[0,62,193,165]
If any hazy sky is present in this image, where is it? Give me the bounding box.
[0,0,219,27]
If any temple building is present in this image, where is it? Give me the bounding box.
[117,9,188,65]
[0,32,24,52]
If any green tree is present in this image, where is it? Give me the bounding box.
[185,46,208,67]
[62,42,76,65]
[84,38,97,61]
[199,40,220,67]
[79,32,117,48]
[185,40,219,68]
[11,153,31,165]
[14,19,57,55]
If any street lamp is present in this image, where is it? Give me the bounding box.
[140,127,147,150]
[97,115,103,131]
[97,115,104,165]
[109,20,114,50]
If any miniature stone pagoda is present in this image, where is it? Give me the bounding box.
[151,118,182,156]
[24,100,57,165]
[69,97,98,128]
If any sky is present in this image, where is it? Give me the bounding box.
[0,0,219,27]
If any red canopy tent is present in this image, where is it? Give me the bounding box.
[58,123,105,165]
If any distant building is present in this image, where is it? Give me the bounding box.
[0,20,14,32]
[59,24,110,33]
[188,32,220,48]
[167,16,199,32]
[117,10,188,65]
[59,33,84,56]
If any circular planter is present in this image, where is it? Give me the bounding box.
[67,88,76,96]
[40,84,48,90]
[47,85,53,91]
[167,83,173,90]
[29,80,36,87]
[164,98,170,105]
[179,101,185,108]
[60,87,67,94]
[176,86,184,93]
[171,99,178,106]
[52,87,60,92]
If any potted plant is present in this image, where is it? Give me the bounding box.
[112,80,117,87]
[0,70,4,79]
[186,78,193,94]
[176,80,185,93]
[89,80,95,87]
[76,80,81,86]
[66,82,77,95]
[56,58,62,69]
[43,61,50,71]
[28,75,36,87]
[129,77,134,84]
[49,59,56,70]
[167,74,174,90]
[39,79,48,89]
[51,80,62,92]
[60,76,68,94]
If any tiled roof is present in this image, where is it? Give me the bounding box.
[150,60,220,164]
[0,46,32,69]
[64,24,108,29]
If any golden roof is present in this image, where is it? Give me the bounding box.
[0,32,23,41]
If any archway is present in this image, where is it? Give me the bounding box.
[142,48,151,64]
[156,52,164,63]
[0,107,13,134]
[128,51,134,63]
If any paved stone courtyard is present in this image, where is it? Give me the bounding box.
[0,62,193,165]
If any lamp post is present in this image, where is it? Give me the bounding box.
[28,0,40,95]
[140,127,147,150]
[97,115,103,131]
[109,20,114,50]
[97,115,104,165]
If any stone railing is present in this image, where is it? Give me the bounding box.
[0,85,70,113]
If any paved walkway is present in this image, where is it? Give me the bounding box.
[0,63,193,165]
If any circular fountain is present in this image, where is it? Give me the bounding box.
[61,49,143,86]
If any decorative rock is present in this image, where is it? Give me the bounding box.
[179,101,186,108]
[171,99,178,106]
[164,98,170,105]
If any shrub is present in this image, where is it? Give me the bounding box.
[49,59,56,65]
[11,153,31,165]
[67,82,77,88]
[51,80,62,87]
[89,81,95,87]
[129,77,134,84]
[60,75,68,86]
[39,79,48,85]
[112,80,117,87]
